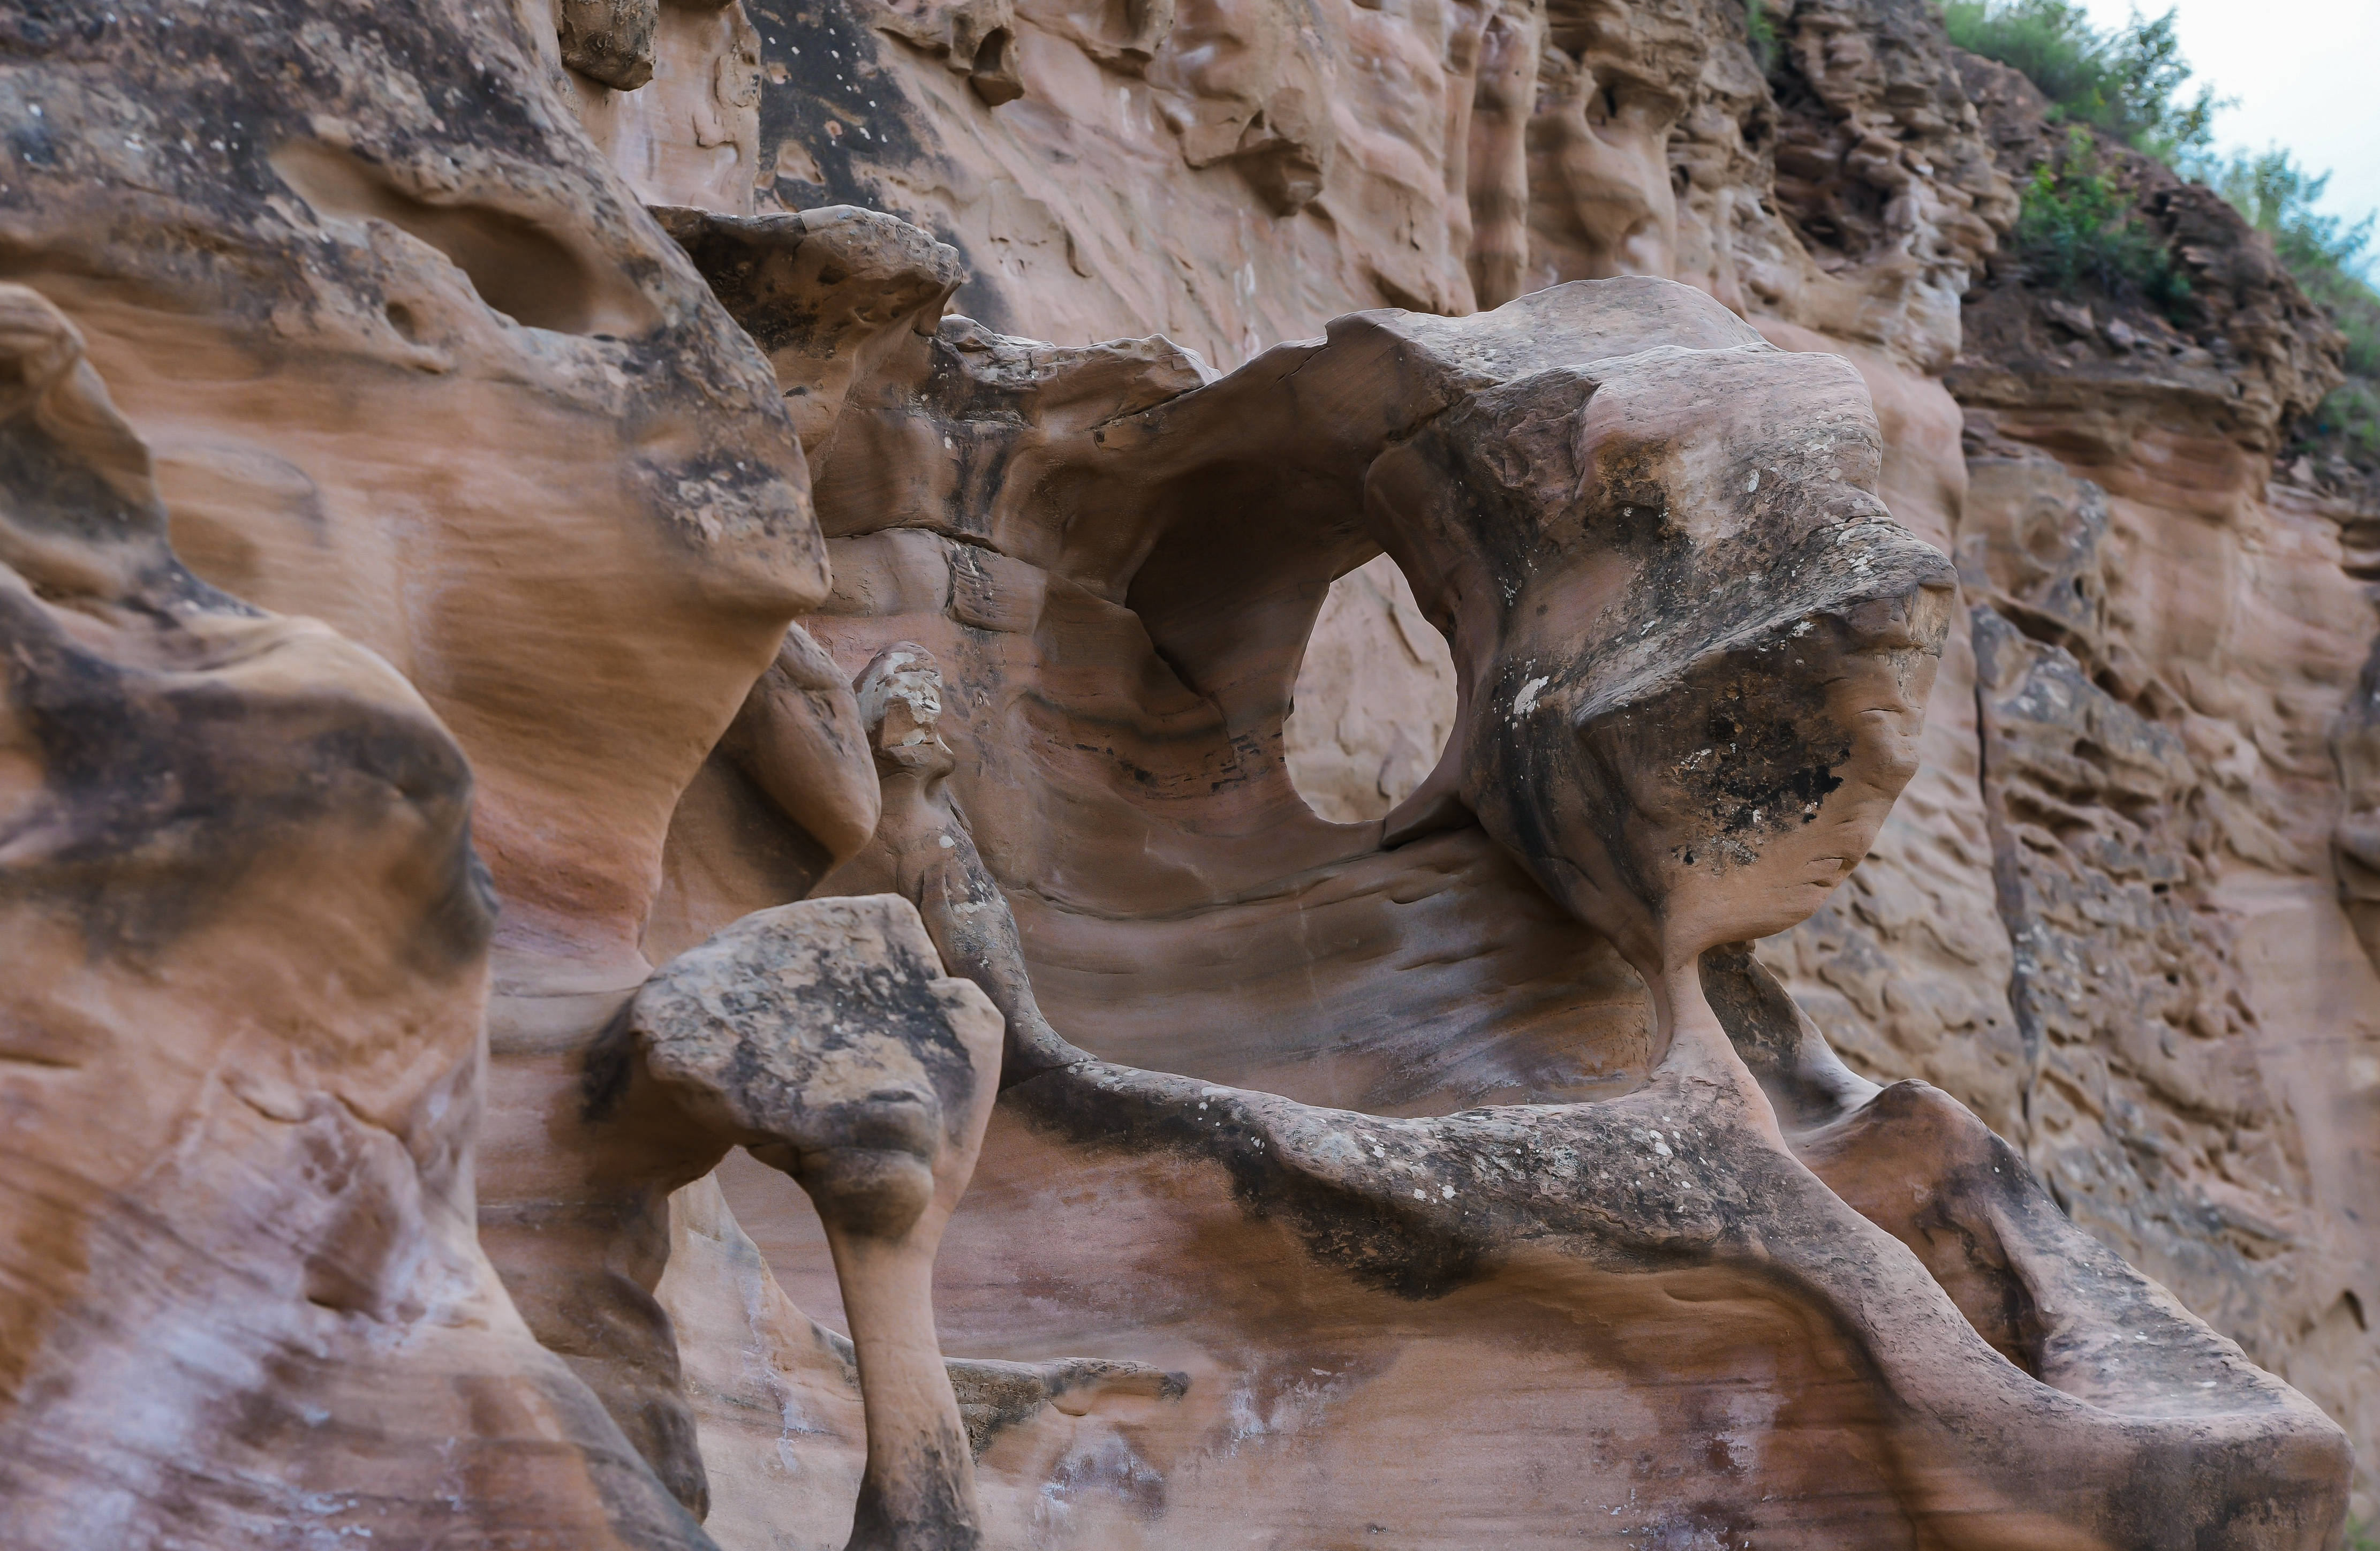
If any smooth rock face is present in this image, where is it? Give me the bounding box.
[2,0,2375,1542]
[0,1,829,1544]
[0,283,699,1548]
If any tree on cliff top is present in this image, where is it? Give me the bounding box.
[1941,0,2220,164]
[2209,148,2380,462]
[1948,0,2376,466]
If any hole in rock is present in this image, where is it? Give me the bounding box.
[715,1147,853,1337]
[1074,540,1652,1118]
[1284,555,1457,824]
[270,142,657,338]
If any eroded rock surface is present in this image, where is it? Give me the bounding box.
[0,0,834,1541]
[627,894,1004,1543]
[695,271,2342,1545]
[3,0,2375,1540]
[652,0,2375,1531]
[0,283,701,1548]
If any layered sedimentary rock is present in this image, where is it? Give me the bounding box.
[679,0,2378,1528]
[0,1,827,1543]
[1946,54,2380,1499]
[1,0,2374,1542]
[690,256,2344,1546]
[0,278,695,1545]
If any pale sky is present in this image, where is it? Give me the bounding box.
[2072,0,2378,274]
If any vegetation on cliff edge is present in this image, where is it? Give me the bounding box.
[2206,147,2380,463]
[1941,0,2217,164]
[1946,0,2377,466]
[2011,129,2189,313]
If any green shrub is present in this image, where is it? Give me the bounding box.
[2209,149,2373,270]
[1944,0,2102,110]
[1941,0,2220,164]
[1946,3,2378,460]
[2013,129,2188,309]
[2304,379,2380,461]
[1743,0,1777,72]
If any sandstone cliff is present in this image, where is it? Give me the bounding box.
[0,0,2372,1543]
[695,0,2380,1525]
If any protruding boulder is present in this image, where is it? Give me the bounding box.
[632,895,1004,1551]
